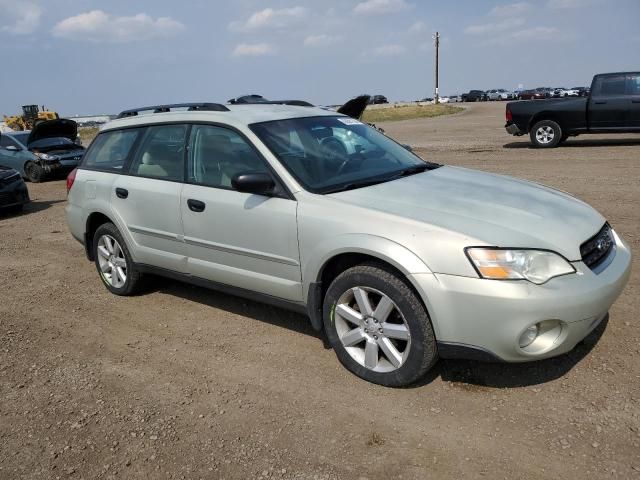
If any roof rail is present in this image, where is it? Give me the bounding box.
[116,102,229,119]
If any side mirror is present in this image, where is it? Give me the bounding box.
[231,172,276,196]
[4,145,20,152]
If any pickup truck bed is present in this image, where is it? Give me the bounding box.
[505,72,640,147]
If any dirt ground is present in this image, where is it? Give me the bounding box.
[1,102,638,479]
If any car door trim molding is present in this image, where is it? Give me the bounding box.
[183,235,300,266]
[129,224,181,242]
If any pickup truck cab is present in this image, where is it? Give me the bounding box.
[505,72,640,147]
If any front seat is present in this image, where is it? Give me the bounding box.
[137,144,168,178]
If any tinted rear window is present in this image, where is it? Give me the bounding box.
[82,129,141,172]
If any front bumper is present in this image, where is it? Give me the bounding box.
[410,232,632,362]
[505,122,524,135]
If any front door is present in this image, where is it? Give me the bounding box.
[180,124,302,301]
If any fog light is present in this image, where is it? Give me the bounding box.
[519,324,539,348]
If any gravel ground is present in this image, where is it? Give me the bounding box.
[1,102,638,479]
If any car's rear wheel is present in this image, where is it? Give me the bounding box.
[24,162,44,183]
[530,120,562,148]
[323,263,437,387]
[93,223,143,295]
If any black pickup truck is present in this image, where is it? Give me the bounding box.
[505,72,640,147]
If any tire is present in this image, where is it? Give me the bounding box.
[530,120,562,148]
[24,162,44,183]
[93,222,143,295]
[323,263,437,387]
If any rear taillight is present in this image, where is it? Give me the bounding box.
[66,168,77,194]
[506,107,513,122]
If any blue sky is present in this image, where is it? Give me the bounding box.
[1,0,638,115]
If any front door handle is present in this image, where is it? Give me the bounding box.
[115,187,128,199]
[594,101,607,105]
[187,199,206,212]
[632,99,640,104]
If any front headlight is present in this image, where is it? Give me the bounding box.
[34,152,56,161]
[465,248,576,284]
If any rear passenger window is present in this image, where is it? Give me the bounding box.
[187,125,269,189]
[595,75,626,96]
[82,129,140,172]
[129,125,187,181]
[628,74,640,95]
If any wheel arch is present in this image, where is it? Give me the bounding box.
[304,237,433,331]
[85,211,115,260]
[528,112,564,132]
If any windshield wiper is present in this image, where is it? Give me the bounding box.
[322,177,391,194]
[392,163,430,178]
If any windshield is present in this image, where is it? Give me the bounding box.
[28,137,81,151]
[250,116,437,194]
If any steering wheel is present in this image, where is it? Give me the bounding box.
[321,137,356,175]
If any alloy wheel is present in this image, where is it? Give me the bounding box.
[535,126,555,144]
[96,234,127,288]
[334,286,411,373]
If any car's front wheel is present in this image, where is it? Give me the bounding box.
[530,120,562,148]
[24,162,44,183]
[323,263,437,387]
[93,223,143,295]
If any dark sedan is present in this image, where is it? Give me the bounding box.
[0,166,30,212]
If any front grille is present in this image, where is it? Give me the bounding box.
[581,223,615,271]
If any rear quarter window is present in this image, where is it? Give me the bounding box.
[82,128,141,172]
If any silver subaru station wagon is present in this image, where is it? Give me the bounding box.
[65,102,631,387]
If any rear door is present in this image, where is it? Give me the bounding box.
[112,124,188,273]
[180,124,302,301]
[588,74,629,129]
[627,73,640,127]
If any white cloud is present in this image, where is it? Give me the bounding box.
[408,21,425,34]
[303,34,341,47]
[229,7,307,31]
[480,26,567,46]
[232,43,276,57]
[0,0,42,34]
[464,17,525,35]
[52,10,184,43]
[489,2,531,17]
[353,0,413,15]
[371,44,406,56]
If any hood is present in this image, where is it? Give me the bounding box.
[0,165,20,180]
[338,95,370,119]
[27,119,78,145]
[330,166,605,261]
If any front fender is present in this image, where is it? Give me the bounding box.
[301,233,432,300]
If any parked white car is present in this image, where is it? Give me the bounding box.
[487,89,515,101]
[65,101,631,387]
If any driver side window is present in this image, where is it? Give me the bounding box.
[187,125,269,189]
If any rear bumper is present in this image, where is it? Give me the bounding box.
[505,122,524,136]
[410,231,632,363]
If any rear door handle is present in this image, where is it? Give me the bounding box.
[594,101,607,105]
[632,100,640,104]
[187,199,206,212]
[115,187,128,199]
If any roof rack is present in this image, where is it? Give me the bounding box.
[116,102,229,119]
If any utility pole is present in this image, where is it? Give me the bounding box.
[433,32,440,104]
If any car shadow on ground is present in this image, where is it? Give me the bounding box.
[504,138,640,149]
[0,199,65,219]
[149,278,327,344]
[146,278,609,388]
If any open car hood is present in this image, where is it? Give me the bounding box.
[27,119,77,145]
[337,95,370,119]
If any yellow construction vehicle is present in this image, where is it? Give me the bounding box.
[3,105,59,131]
